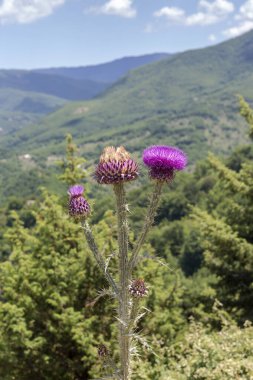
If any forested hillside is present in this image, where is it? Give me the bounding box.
[0,98,253,379]
[1,29,253,165]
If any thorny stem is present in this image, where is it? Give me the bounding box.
[128,180,163,274]
[113,183,130,380]
[128,298,140,333]
[103,356,121,380]
[82,220,119,298]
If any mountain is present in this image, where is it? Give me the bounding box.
[0,54,169,134]
[2,30,253,164]
[35,53,170,83]
[0,70,107,134]
[0,70,107,101]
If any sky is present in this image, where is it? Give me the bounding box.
[0,0,252,69]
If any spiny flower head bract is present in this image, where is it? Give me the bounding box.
[129,279,148,298]
[94,146,138,185]
[68,185,90,219]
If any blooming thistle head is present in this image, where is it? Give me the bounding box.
[142,145,187,182]
[68,185,90,220]
[94,146,138,185]
[129,279,148,298]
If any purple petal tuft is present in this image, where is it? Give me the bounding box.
[143,146,187,170]
[142,145,187,181]
[68,185,84,198]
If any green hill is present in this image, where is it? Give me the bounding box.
[0,88,67,134]
[0,30,253,201]
[0,54,170,134]
[2,30,253,163]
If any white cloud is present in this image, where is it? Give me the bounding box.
[239,0,253,20]
[154,7,185,22]
[223,20,253,37]
[199,0,234,15]
[93,0,136,18]
[186,12,219,25]
[209,33,217,41]
[154,0,234,26]
[0,0,65,24]
[223,0,253,37]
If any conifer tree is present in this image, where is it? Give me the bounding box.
[0,137,106,380]
[192,98,253,321]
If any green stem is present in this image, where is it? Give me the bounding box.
[114,183,130,380]
[128,180,163,274]
[82,220,119,298]
[128,298,140,333]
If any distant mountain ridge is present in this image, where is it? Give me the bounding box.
[0,53,169,134]
[1,30,252,161]
[0,70,107,101]
[34,53,171,83]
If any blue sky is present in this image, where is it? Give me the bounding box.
[0,0,252,69]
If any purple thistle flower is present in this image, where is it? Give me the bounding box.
[68,185,90,219]
[95,146,138,185]
[68,184,84,198]
[142,145,187,181]
[129,279,148,298]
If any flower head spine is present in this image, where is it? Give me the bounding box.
[95,146,138,185]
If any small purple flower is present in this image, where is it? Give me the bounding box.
[68,185,84,198]
[95,146,138,185]
[142,145,187,181]
[68,185,90,219]
[129,279,148,298]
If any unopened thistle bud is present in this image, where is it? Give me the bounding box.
[68,185,90,219]
[98,344,109,359]
[129,279,148,298]
[142,145,187,182]
[94,146,138,184]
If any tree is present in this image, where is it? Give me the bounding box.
[0,136,108,380]
[0,192,106,380]
[192,98,253,321]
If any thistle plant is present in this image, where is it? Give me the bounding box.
[68,145,187,380]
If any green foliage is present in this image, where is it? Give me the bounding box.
[2,95,253,378]
[58,134,87,186]
[0,193,105,380]
[167,317,253,379]
[239,96,253,139]
[192,97,253,321]
[132,304,253,380]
